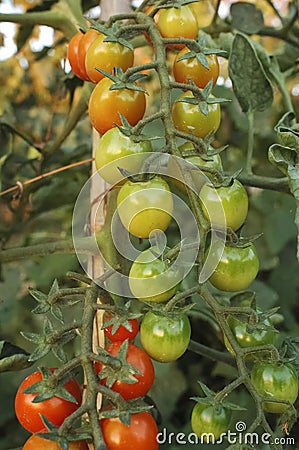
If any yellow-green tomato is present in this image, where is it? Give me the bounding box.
[129,247,181,303]
[117,176,173,238]
[209,243,259,292]
[172,91,221,139]
[95,128,152,185]
[191,402,232,442]
[140,311,191,362]
[200,179,248,231]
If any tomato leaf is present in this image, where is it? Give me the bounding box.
[0,341,31,372]
[228,33,273,113]
[231,2,264,34]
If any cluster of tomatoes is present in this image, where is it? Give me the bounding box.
[15,1,299,448]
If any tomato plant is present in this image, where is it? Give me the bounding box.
[101,411,158,450]
[157,5,198,44]
[95,127,152,185]
[250,362,299,413]
[172,91,221,139]
[140,311,191,362]
[129,247,181,303]
[200,179,248,231]
[88,77,146,135]
[173,48,219,89]
[103,313,139,342]
[116,176,173,238]
[85,35,134,84]
[22,435,89,450]
[191,401,232,442]
[15,369,82,433]
[208,242,259,292]
[95,341,155,400]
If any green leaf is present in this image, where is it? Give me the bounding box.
[231,2,264,34]
[228,33,273,113]
[0,341,31,372]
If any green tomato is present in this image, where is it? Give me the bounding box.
[129,247,181,303]
[200,179,248,231]
[251,362,299,413]
[117,176,173,238]
[224,311,276,355]
[191,402,231,442]
[95,128,152,185]
[140,311,191,362]
[209,243,259,292]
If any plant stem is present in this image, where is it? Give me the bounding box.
[188,339,235,365]
[246,111,255,174]
[237,173,289,193]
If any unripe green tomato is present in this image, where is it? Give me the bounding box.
[200,179,248,231]
[250,362,299,413]
[191,402,232,442]
[129,247,181,303]
[140,311,191,362]
[209,243,259,292]
[95,128,152,185]
[117,176,173,239]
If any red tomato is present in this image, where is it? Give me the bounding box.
[95,342,154,400]
[67,32,86,80]
[85,35,134,84]
[103,314,139,342]
[101,411,158,450]
[78,29,101,80]
[15,369,82,433]
[88,77,146,135]
[22,434,89,450]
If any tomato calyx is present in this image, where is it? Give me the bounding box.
[22,367,80,404]
[35,417,92,449]
[102,302,141,338]
[87,20,134,51]
[176,35,226,70]
[97,340,142,387]
[98,67,148,95]
[100,398,154,425]
[191,381,246,413]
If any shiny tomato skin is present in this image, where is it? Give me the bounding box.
[67,32,86,80]
[172,91,221,139]
[15,369,82,433]
[190,1,215,28]
[78,29,101,80]
[104,314,139,343]
[22,435,89,450]
[89,77,146,135]
[95,342,155,400]
[129,247,181,303]
[116,176,173,239]
[86,35,134,84]
[101,411,158,450]
[173,47,219,88]
[140,311,191,362]
[209,243,259,292]
[251,362,299,413]
[95,127,152,185]
[191,402,231,441]
[157,5,198,43]
[200,179,248,231]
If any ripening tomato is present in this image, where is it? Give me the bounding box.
[157,5,198,45]
[85,35,134,83]
[67,32,86,80]
[116,176,173,238]
[22,435,89,450]
[95,341,155,400]
[208,242,259,292]
[191,402,232,442]
[15,369,82,433]
[129,247,181,303]
[200,179,248,231]
[101,411,158,450]
[95,127,152,185]
[173,47,219,88]
[190,1,215,28]
[140,311,191,362]
[103,313,139,342]
[89,77,146,135]
[251,362,299,413]
[172,91,221,139]
[78,29,101,80]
